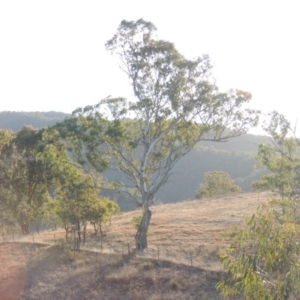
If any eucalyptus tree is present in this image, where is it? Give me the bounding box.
[71,19,259,250]
[0,130,14,233]
[252,111,300,198]
[0,126,64,234]
[55,172,97,243]
[54,173,119,242]
[217,203,300,299]
[42,125,119,241]
[218,113,300,299]
[88,197,119,236]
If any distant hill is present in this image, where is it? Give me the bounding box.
[103,134,271,209]
[0,111,70,132]
[0,111,271,209]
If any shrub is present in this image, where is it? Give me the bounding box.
[131,215,143,230]
[196,171,241,199]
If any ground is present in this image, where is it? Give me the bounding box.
[0,192,271,299]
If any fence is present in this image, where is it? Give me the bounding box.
[0,231,214,269]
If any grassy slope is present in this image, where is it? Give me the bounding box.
[0,192,272,300]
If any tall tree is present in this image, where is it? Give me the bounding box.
[0,126,63,234]
[71,19,259,250]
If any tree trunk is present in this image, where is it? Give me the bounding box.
[19,210,30,234]
[77,220,81,242]
[83,222,87,244]
[135,205,152,250]
[21,223,29,235]
[65,225,70,242]
[92,222,98,235]
[99,221,103,236]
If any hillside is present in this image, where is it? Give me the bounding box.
[0,192,272,299]
[0,111,69,132]
[0,111,271,209]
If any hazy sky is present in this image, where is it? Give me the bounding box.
[1,1,299,131]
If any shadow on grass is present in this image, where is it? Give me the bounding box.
[20,244,222,300]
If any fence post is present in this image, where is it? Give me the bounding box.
[54,234,56,243]
[73,235,76,258]
[157,246,160,260]
[77,238,79,251]
[127,243,130,255]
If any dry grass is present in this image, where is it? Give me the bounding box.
[0,192,273,299]
[96,191,271,271]
[0,243,220,300]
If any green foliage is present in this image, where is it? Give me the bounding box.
[53,112,110,174]
[0,126,63,234]
[218,112,300,299]
[252,138,300,197]
[217,203,300,299]
[53,165,119,240]
[0,129,13,154]
[252,111,300,198]
[88,197,119,235]
[170,278,179,290]
[55,172,96,238]
[0,117,120,238]
[196,171,241,199]
[2,113,273,202]
[131,215,143,230]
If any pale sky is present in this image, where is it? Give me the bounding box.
[1,0,299,133]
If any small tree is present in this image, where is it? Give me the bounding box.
[55,173,98,243]
[252,112,300,198]
[88,198,119,236]
[217,112,300,299]
[42,122,119,241]
[216,202,300,299]
[196,171,241,199]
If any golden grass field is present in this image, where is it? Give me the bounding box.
[0,192,272,300]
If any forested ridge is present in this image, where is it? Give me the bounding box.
[0,110,270,210]
[0,111,70,132]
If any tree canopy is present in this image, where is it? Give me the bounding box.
[64,19,259,250]
[0,125,119,237]
[217,112,300,299]
[252,111,300,198]
[0,126,62,233]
